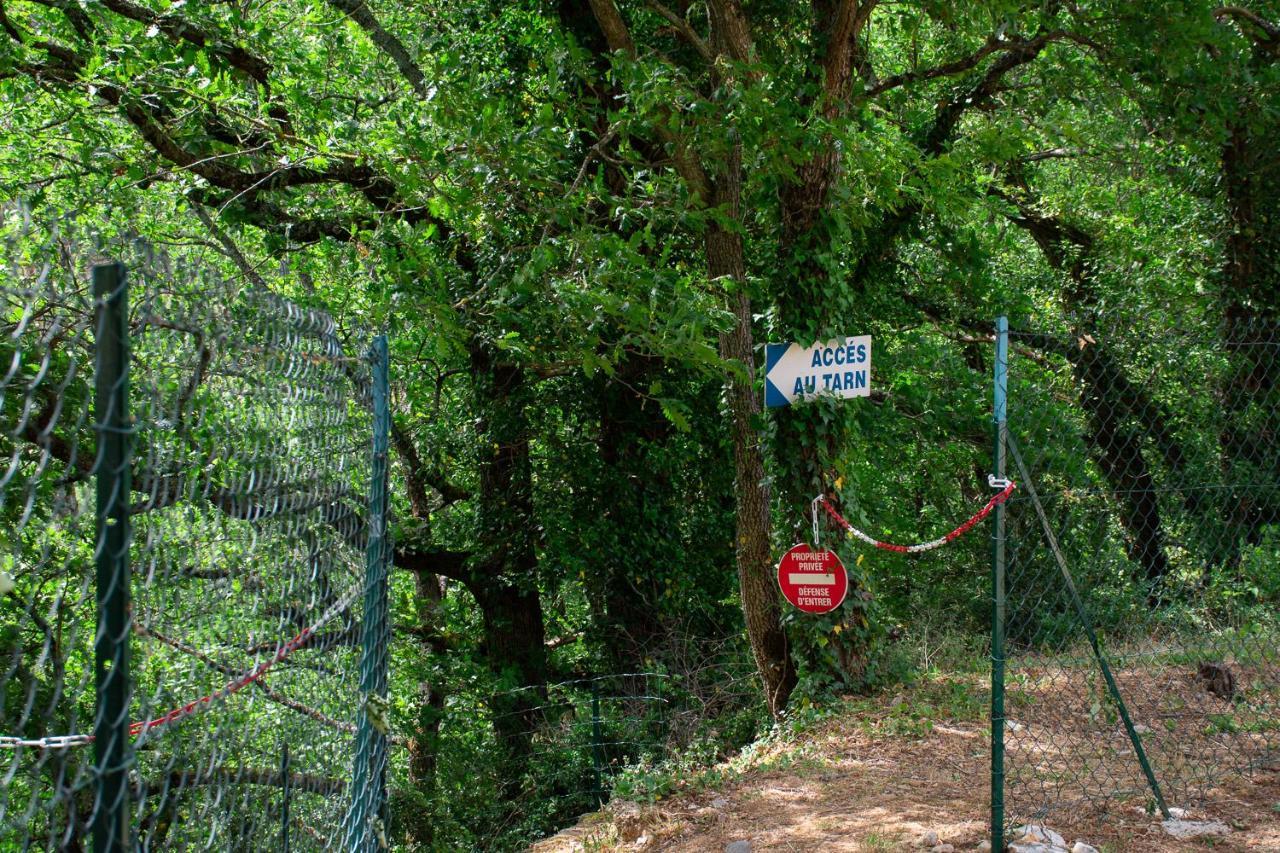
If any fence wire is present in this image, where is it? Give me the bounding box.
[408,655,764,852]
[0,216,386,850]
[998,318,1280,830]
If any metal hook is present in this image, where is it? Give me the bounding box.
[811,494,824,548]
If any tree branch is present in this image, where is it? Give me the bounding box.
[23,0,93,41]
[586,0,712,202]
[645,0,713,64]
[1215,6,1280,46]
[847,28,1075,289]
[12,36,455,248]
[189,203,269,288]
[96,0,273,84]
[921,30,1091,156]
[395,547,472,584]
[390,418,470,513]
[138,624,359,737]
[324,0,429,95]
[586,0,636,55]
[864,32,1008,98]
[820,0,867,104]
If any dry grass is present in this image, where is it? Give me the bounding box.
[531,669,1280,852]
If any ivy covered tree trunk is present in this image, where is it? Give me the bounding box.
[404,569,447,847]
[1220,69,1280,553]
[594,359,670,670]
[707,139,798,715]
[469,345,548,793]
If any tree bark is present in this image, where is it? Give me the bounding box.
[468,344,548,792]
[1219,95,1280,555]
[593,359,672,670]
[708,138,798,715]
[996,187,1173,587]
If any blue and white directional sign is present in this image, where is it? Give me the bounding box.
[764,335,872,408]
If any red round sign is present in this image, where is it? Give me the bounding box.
[777,544,848,614]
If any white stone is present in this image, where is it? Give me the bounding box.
[1007,844,1065,853]
[918,831,940,847]
[1167,807,1188,819]
[634,834,650,849]
[1005,720,1025,732]
[725,841,752,853]
[1070,843,1099,853]
[1163,819,1230,840]
[1011,825,1066,848]
[976,841,992,852]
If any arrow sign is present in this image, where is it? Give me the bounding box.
[764,335,871,408]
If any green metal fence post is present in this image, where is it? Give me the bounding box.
[346,334,391,851]
[591,680,604,807]
[92,261,133,853]
[281,741,291,853]
[1006,436,1171,820]
[990,316,1008,853]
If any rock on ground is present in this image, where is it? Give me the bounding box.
[1007,823,1070,853]
[1011,825,1065,844]
[1163,818,1231,840]
[724,841,751,853]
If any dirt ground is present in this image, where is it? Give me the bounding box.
[531,677,1280,852]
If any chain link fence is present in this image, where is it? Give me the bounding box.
[991,317,1279,843]
[0,214,390,850]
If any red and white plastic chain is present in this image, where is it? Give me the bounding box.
[812,475,1016,554]
[0,580,364,751]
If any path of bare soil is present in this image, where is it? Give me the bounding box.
[532,677,1280,853]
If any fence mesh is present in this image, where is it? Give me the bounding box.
[999,318,1280,831]
[409,652,763,852]
[0,217,386,850]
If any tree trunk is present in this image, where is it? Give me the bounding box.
[999,189,1175,589]
[1219,111,1280,557]
[473,583,548,782]
[707,140,798,715]
[469,344,548,792]
[594,360,670,670]
[1076,345,1170,584]
[404,570,447,847]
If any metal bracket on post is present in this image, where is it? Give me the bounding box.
[92,261,133,853]
[989,316,1008,853]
